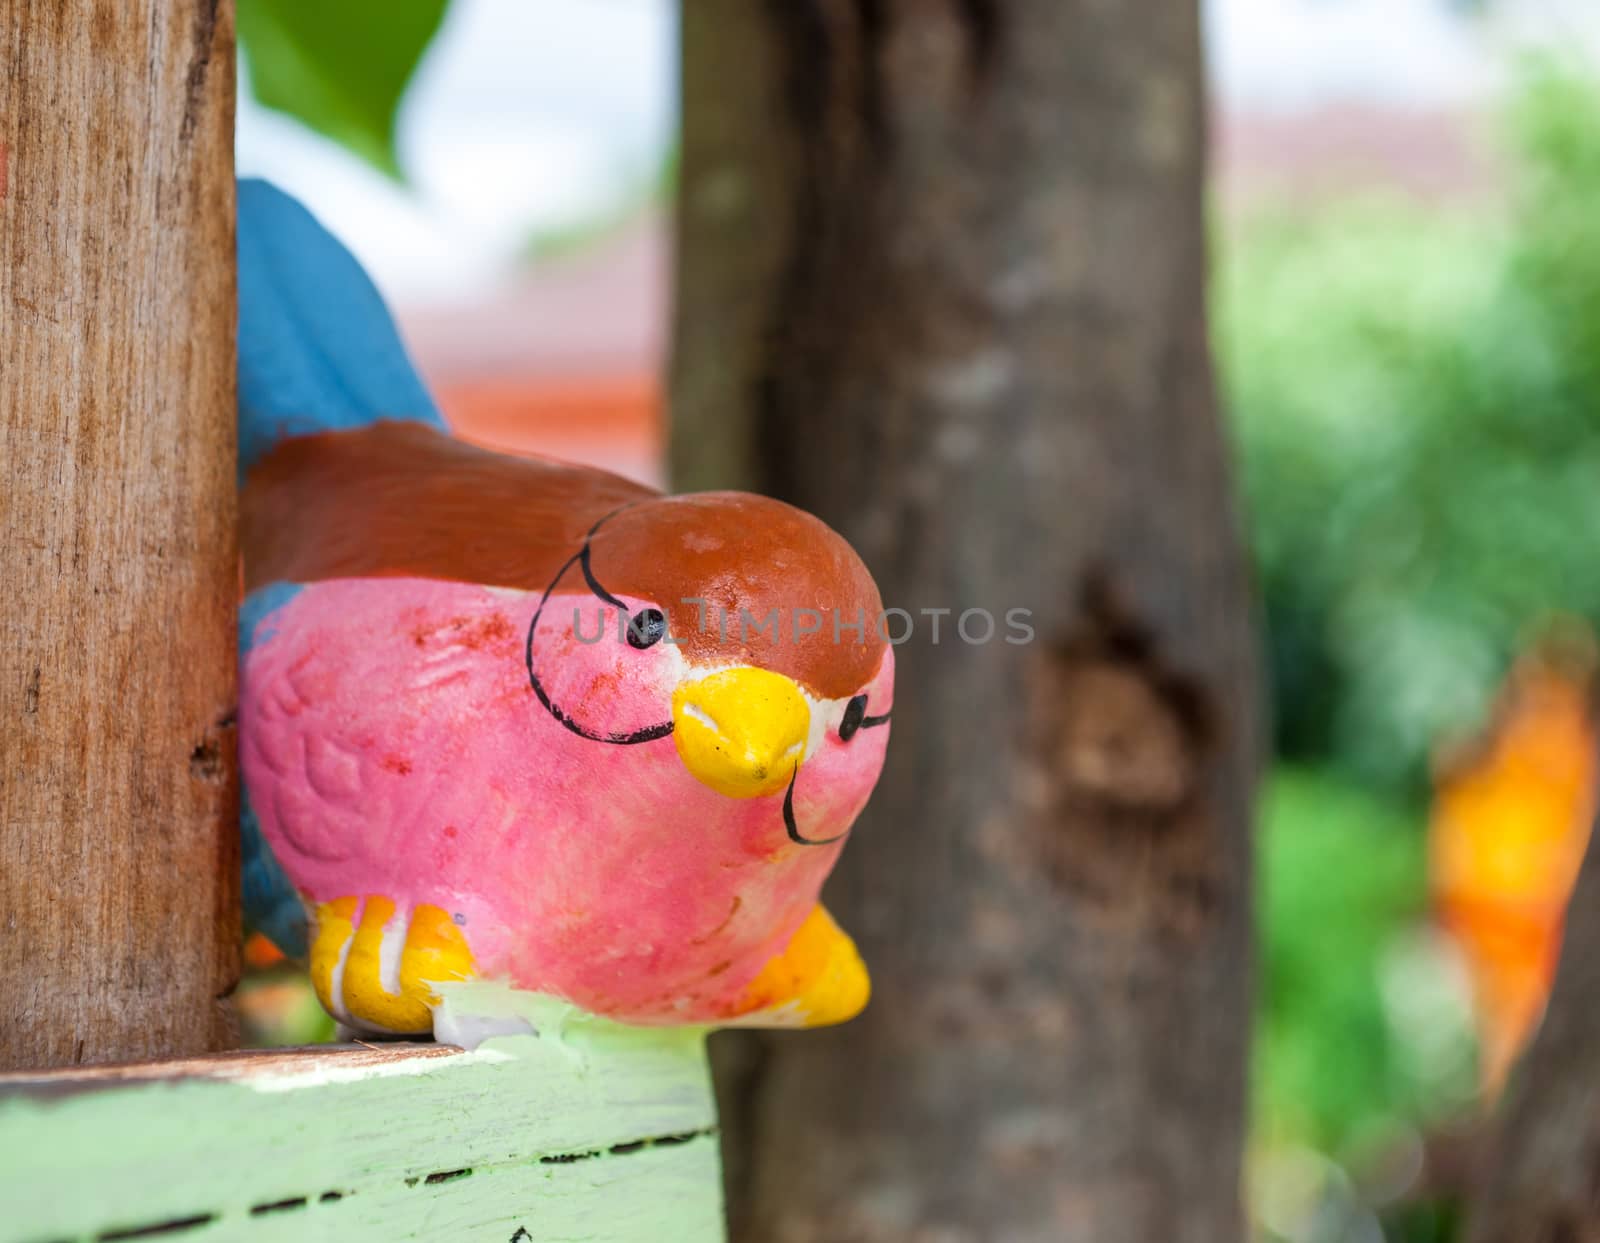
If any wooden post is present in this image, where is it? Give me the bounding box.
[0,1,239,1069]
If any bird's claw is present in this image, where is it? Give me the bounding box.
[309,895,476,1036]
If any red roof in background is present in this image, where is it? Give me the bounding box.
[1217,105,1491,208]
[404,217,667,386]
[400,217,667,488]
[440,373,663,489]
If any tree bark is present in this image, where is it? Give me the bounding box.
[1465,812,1600,1243]
[674,3,1258,1241]
[0,0,239,1070]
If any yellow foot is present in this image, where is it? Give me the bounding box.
[309,896,476,1036]
[730,905,870,1028]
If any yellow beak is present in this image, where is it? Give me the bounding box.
[672,667,811,799]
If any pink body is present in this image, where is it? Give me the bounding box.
[241,577,893,1023]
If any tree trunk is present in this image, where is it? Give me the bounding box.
[673,3,1258,1241]
[1464,811,1600,1243]
[0,0,239,1070]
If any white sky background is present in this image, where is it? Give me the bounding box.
[1209,0,1600,111]
[235,0,1600,307]
[237,0,675,305]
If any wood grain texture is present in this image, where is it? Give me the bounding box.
[1463,809,1600,1243]
[0,1040,458,1094]
[675,2,1259,1239]
[0,1031,724,1243]
[0,0,239,1069]
[669,0,794,493]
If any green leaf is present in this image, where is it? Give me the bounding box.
[238,0,451,179]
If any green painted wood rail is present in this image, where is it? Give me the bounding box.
[0,1020,723,1243]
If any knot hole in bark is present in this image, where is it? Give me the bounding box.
[1030,571,1211,817]
[1017,573,1227,936]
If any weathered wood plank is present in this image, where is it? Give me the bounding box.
[0,1028,724,1243]
[0,0,240,1069]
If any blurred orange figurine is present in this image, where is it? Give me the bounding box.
[1429,625,1597,1091]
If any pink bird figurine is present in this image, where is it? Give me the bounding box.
[236,181,892,1042]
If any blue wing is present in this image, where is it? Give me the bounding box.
[236,178,446,477]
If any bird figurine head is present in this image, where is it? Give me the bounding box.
[235,181,891,1042]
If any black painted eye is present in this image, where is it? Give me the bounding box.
[839,695,868,741]
[626,607,668,650]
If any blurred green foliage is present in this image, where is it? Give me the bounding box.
[1254,770,1474,1155]
[1233,66,1600,1241]
[237,968,339,1048]
[237,0,450,177]
[1219,66,1600,797]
